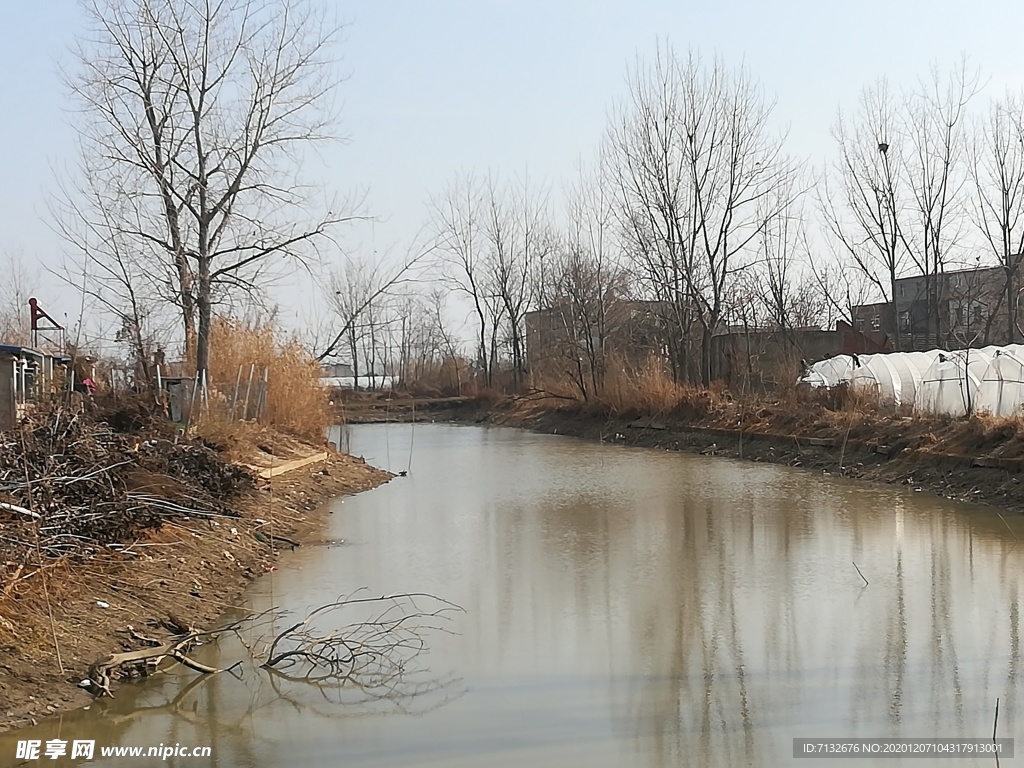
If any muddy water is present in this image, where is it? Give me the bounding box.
[4,423,1024,767]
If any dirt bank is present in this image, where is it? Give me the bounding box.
[0,416,390,733]
[344,392,1024,518]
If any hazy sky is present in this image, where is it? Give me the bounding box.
[3,0,1024,341]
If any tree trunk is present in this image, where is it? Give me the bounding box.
[700,323,714,387]
[1008,265,1017,344]
[195,263,212,383]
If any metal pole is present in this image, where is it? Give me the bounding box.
[256,367,269,420]
[184,374,200,432]
[230,364,242,420]
[243,363,255,420]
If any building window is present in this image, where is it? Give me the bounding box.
[898,310,910,330]
[871,314,881,330]
[973,303,986,325]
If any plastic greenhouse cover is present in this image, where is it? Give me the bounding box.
[802,344,1024,416]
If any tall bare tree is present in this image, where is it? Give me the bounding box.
[820,79,907,344]
[65,0,349,379]
[823,62,978,348]
[756,182,824,335]
[431,174,500,387]
[534,167,628,399]
[320,246,425,383]
[900,60,978,347]
[56,195,165,385]
[427,289,465,393]
[483,175,553,386]
[608,45,796,385]
[970,90,1024,343]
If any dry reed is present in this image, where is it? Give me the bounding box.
[201,319,329,440]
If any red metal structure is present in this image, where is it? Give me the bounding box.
[28,297,64,351]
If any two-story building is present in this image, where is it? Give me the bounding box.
[851,265,1022,350]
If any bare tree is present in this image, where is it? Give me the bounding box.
[970,89,1024,343]
[900,60,979,347]
[321,248,424,383]
[483,175,554,387]
[608,45,797,385]
[65,0,351,379]
[0,250,39,346]
[427,289,465,393]
[54,180,175,386]
[809,252,876,332]
[820,79,907,344]
[749,175,828,332]
[535,167,628,399]
[823,62,978,349]
[431,174,500,387]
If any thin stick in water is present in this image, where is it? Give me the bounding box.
[993,696,1000,742]
[853,561,869,587]
[839,412,853,470]
[407,398,415,475]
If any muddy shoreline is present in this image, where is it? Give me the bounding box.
[0,450,391,734]
[342,397,1024,518]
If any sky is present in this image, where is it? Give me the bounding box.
[4,0,1024,347]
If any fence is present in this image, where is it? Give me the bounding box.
[100,362,271,428]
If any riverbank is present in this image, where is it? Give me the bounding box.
[343,391,1024,517]
[0,413,391,733]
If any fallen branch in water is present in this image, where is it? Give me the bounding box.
[88,622,245,697]
[85,591,462,701]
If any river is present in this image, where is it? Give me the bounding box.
[3,423,1023,767]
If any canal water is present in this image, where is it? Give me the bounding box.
[3,423,1023,767]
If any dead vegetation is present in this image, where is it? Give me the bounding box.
[0,405,252,568]
[489,367,1024,465]
[198,319,330,441]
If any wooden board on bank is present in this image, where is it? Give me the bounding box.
[249,452,329,479]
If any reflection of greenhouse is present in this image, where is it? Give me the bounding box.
[800,344,1024,416]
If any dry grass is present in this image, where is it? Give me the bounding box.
[595,356,689,416]
[200,318,329,440]
[523,355,706,418]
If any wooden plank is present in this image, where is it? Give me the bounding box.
[251,452,329,479]
[971,456,1024,471]
[801,437,837,447]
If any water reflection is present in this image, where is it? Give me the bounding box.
[3,424,1023,767]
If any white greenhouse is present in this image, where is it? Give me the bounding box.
[800,344,1024,417]
[974,345,1024,417]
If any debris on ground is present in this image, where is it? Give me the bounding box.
[0,405,253,565]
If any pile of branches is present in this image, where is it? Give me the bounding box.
[0,405,253,562]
